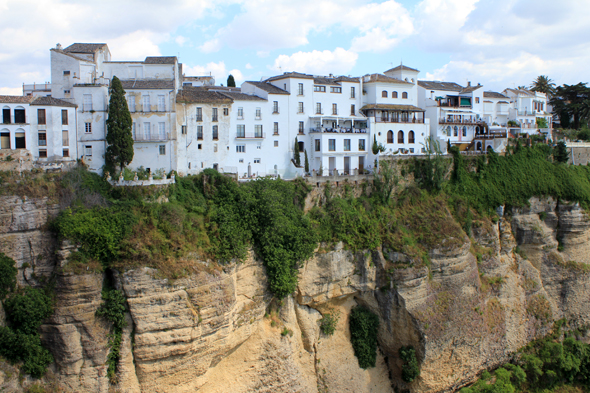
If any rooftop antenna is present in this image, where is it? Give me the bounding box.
[278,66,282,73]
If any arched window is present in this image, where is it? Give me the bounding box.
[462,126,467,137]
[475,126,480,134]
[453,126,458,137]
[446,126,451,136]
[14,106,26,124]
[382,91,388,98]
[1,128,10,149]
[2,106,11,124]
[397,130,404,144]
[387,130,393,143]
[392,91,398,98]
[402,92,408,99]
[476,142,482,151]
[408,131,415,144]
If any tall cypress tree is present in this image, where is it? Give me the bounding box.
[105,76,134,172]
[294,137,300,166]
[227,74,236,87]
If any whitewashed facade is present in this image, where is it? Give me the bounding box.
[503,88,552,135]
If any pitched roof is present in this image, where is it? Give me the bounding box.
[363,74,414,85]
[360,104,425,112]
[483,91,508,99]
[313,77,340,85]
[0,95,33,104]
[460,85,482,94]
[64,43,107,54]
[384,64,420,73]
[120,79,175,89]
[418,81,464,92]
[219,92,266,101]
[51,49,93,62]
[504,88,535,97]
[265,72,314,81]
[245,81,290,95]
[144,56,177,64]
[30,96,77,107]
[176,87,233,104]
[335,76,360,83]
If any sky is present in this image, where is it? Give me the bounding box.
[1,0,589,95]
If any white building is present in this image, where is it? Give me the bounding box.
[503,88,552,136]
[1,95,77,161]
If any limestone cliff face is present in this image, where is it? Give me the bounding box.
[5,196,590,393]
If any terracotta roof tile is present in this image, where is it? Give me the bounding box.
[418,81,464,92]
[64,43,107,53]
[120,79,175,89]
[363,74,414,85]
[144,56,177,64]
[219,92,266,101]
[0,95,34,104]
[384,64,420,73]
[483,91,508,99]
[176,87,233,104]
[245,81,290,95]
[31,96,77,107]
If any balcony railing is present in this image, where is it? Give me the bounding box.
[474,132,507,140]
[134,132,169,142]
[439,119,485,125]
[236,132,265,139]
[375,117,424,124]
[438,102,472,109]
[310,127,368,134]
[518,111,536,116]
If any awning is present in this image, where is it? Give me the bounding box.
[460,98,471,106]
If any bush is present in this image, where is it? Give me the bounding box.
[4,287,53,336]
[349,306,379,369]
[96,288,127,384]
[0,253,17,299]
[399,345,420,382]
[319,310,340,336]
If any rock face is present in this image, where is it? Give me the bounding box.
[6,195,590,393]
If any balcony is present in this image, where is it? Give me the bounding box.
[517,110,536,116]
[236,132,265,139]
[134,132,169,142]
[310,127,368,134]
[375,117,424,124]
[438,102,472,109]
[473,131,507,140]
[439,118,485,126]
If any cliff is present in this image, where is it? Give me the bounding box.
[2,192,590,392]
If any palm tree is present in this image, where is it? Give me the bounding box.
[530,75,556,97]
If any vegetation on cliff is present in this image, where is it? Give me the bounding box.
[349,306,380,369]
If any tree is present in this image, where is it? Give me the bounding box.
[227,74,236,87]
[550,83,590,130]
[414,135,446,191]
[554,141,569,163]
[304,149,309,173]
[373,159,398,205]
[105,76,134,172]
[530,75,556,97]
[294,137,301,166]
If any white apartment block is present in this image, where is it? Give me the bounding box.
[503,88,552,135]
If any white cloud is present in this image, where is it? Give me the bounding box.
[228,69,244,83]
[175,35,188,46]
[0,87,22,95]
[199,38,220,53]
[272,48,358,76]
[245,63,253,69]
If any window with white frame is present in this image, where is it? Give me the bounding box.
[298,121,304,134]
[83,94,92,111]
[159,145,166,155]
[273,122,279,135]
[237,107,243,119]
[274,140,279,147]
[144,122,151,139]
[223,108,229,116]
[328,139,335,151]
[128,96,135,112]
[255,124,263,138]
[298,83,304,95]
[344,139,351,151]
[254,158,261,164]
[237,124,245,138]
[158,122,166,139]
[143,95,150,112]
[330,87,341,93]
[358,139,366,151]
[181,125,186,135]
[212,108,218,122]
[316,102,322,114]
[212,125,218,140]
[197,125,203,140]
[351,104,355,116]
[236,145,245,153]
[315,139,320,151]
[351,87,355,98]
[38,132,46,146]
[273,101,279,113]
[158,95,165,111]
[298,102,304,113]
[332,103,337,115]
[62,130,69,147]
[85,145,92,156]
[314,85,326,92]
[255,107,261,119]
[85,122,92,133]
[196,107,202,121]
[62,110,68,125]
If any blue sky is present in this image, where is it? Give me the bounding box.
[1,0,589,95]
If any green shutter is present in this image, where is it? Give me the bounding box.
[460,98,471,106]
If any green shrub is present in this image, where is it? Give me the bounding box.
[349,306,379,369]
[319,311,340,336]
[399,345,420,382]
[0,253,17,299]
[3,287,53,336]
[96,288,127,384]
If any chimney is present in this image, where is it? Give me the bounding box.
[56,43,62,50]
[467,81,471,87]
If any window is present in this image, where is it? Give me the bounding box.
[351,104,355,116]
[14,108,25,123]
[314,85,326,92]
[273,101,279,113]
[39,150,47,158]
[254,158,261,164]
[85,145,92,156]
[63,70,70,75]
[15,132,25,148]
[223,108,229,116]
[237,107,243,119]
[328,139,336,151]
[181,125,187,135]
[387,130,393,143]
[63,149,69,157]
[273,122,279,135]
[64,90,70,95]
[157,95,165,112]
[37,109,46,125]
[128,96,135,112]
[298,102,304,113]
[212,125,218,140]
[454,126,458,136]
[142,95,150,112]
[236,145,245,153]
[359,139,365,151]
[315,139,320,151]
[397,130,404,143]
[316,103,322,114]
[475,97,480,104]
[196,107,202,121]
[198,144,202,150]
[132,122,136,139]
[159,145,166,155]
[408,131,415,144]
[214,144,218,153]
[183,82,192,86]
[351,87,355,98]
[298,121,304,134]
[255,125,263,138]
[144,122,151,139]
[344,139,351,151]
[392,91,398,98]
[62,130,69,146]
[298,83,304,95]
[257,144,261,149]
[239,159,244,163]
[274,141,279,147]
[3,107,11,124]
[237,125,245,138]
[83,94,92,111]
[382,91,388,98]
[38,132,47,146]
[255,107,261,119]
[212,108,218,122]
[462,126,467,137]
[402,92,408,99]
[197,126,203,140]
[62,109,68,125]
[85,122,92,133]
[159,122,166,139]
[332,104,337,115]
[410,148,414,153]
[330,87,341,93]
